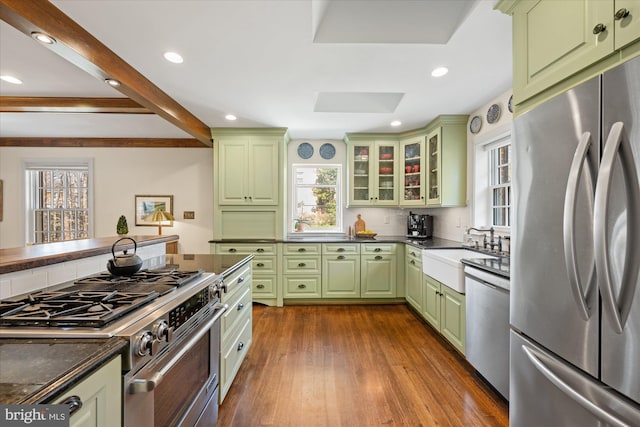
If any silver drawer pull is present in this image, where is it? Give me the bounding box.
[337,248,345,252]
[257,263,265,267]
[298,284,307,289]
[411,252,416,256]
[410,260,415,265]
[256,248,265,253]
[237,277,244,284]
[374,248,382,252]
[298,248,306,252]
[375,255,383,260]
[62,395,83,417]
[298,262,306,267]
[337,255,345,260]
[256,284,265,289]
[237,303,244,311]
[237,342,244,351]
[228,248,237,253]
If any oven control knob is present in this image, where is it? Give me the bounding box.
[153,320,171,343]
[135,331,155,357]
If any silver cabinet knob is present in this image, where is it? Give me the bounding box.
[593,23,606,34]
[615,8,630,20]
[256,283,265,289]
[298,284,306,289]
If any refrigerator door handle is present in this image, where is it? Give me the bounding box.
[563,131,596,320]
[522,344,640,427]
[594,121,640,333]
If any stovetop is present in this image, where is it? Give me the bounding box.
[0,268,204,329]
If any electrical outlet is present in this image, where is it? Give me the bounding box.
[183,211,195,220]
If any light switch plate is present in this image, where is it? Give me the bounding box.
[183,211,195,220]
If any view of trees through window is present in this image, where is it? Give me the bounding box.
[27,167,90,243]
[294,165,341,233]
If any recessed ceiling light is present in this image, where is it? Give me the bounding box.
[163,51,184,64]
[31,32,56,44]
[390,120,402,127]
[431,67,449,77]
[225,114,237,121]
[0,75,23,85]
[105,78,120,87]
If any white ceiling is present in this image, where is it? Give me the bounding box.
[0,0,512,141]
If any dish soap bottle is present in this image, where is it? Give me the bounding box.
[355,214,366,235]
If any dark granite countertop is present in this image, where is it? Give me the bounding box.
[209,235,463,249]
[0,337,127,404]
[461,256,510,279]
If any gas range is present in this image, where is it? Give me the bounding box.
[0,267,225,373]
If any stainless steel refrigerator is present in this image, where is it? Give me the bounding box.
[511,55,640,426]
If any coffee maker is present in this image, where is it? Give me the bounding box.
[407,211,433,239]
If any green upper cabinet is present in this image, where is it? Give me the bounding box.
[345,137,399,207]
[425,116,468,208]
[216,135,280,205]
[500,0,640,108]
[400,134,426,206]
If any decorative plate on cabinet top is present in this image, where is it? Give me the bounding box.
[319,143,336,159]
[487,103,501,124]
[297,142,314,159]
[508,95,513,113]
[469,115,482,134]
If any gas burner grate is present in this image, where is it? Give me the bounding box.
[74,268,204,288]
[0,290,159,328]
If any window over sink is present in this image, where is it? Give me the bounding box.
[473,133,511,229]
[24,159,93,244]
[292,164,342,233]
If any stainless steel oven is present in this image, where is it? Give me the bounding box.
[125,301,225,427]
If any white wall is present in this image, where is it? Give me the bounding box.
[0,146,213,253]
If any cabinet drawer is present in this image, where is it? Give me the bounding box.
[252,275,276,298]
[221,287,252,343]
[322,243,360,254]
[252,256,277,274]
[283,243,321,255]
[283,257,321,274]
[216,243,277,255]
[362,243,397,254]
[284,276,321,298]
[220,316,252,400]
[222,264,251,303]
[406,246,422,263]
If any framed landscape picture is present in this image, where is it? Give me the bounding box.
[135,195,174,226]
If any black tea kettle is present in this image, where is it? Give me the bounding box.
[107,237,143,276]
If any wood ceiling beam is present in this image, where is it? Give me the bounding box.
[0,0,212,147]
[0,97,152,113]
[0,137,205,148]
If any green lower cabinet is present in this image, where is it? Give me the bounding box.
[322,254,361,298]
[405,254,423,310]
[422,274,466,355]
[361,253,397,298]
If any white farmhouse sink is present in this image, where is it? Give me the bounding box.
[422,249,497,293]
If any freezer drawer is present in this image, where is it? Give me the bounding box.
[510,331,640,427]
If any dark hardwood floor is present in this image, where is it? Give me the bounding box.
[218,304,508,426]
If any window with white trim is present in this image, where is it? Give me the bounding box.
[292,164,342,233]
[473,134,511,229]
[25,160,93,244]
[489,143,511,227]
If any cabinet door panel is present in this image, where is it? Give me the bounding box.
[426,128,442,206]
[441,286,466,354]
[361,255,396,298]
[218,141,249,204]
[615,0,640,49]
[422,275,441,330]
[249,141,279,205]
[405,259,423,310]
[322,256,360,298]
[513,0,613,103]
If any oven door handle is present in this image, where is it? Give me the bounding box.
[129,303,228,395]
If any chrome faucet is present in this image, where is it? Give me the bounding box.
[467,226,496,250]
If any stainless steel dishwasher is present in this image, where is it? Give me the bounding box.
[464,263,510,400]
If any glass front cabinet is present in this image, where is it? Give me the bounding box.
[347,139,399,206]
[400,135,425,206]
[426,128,442,206]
